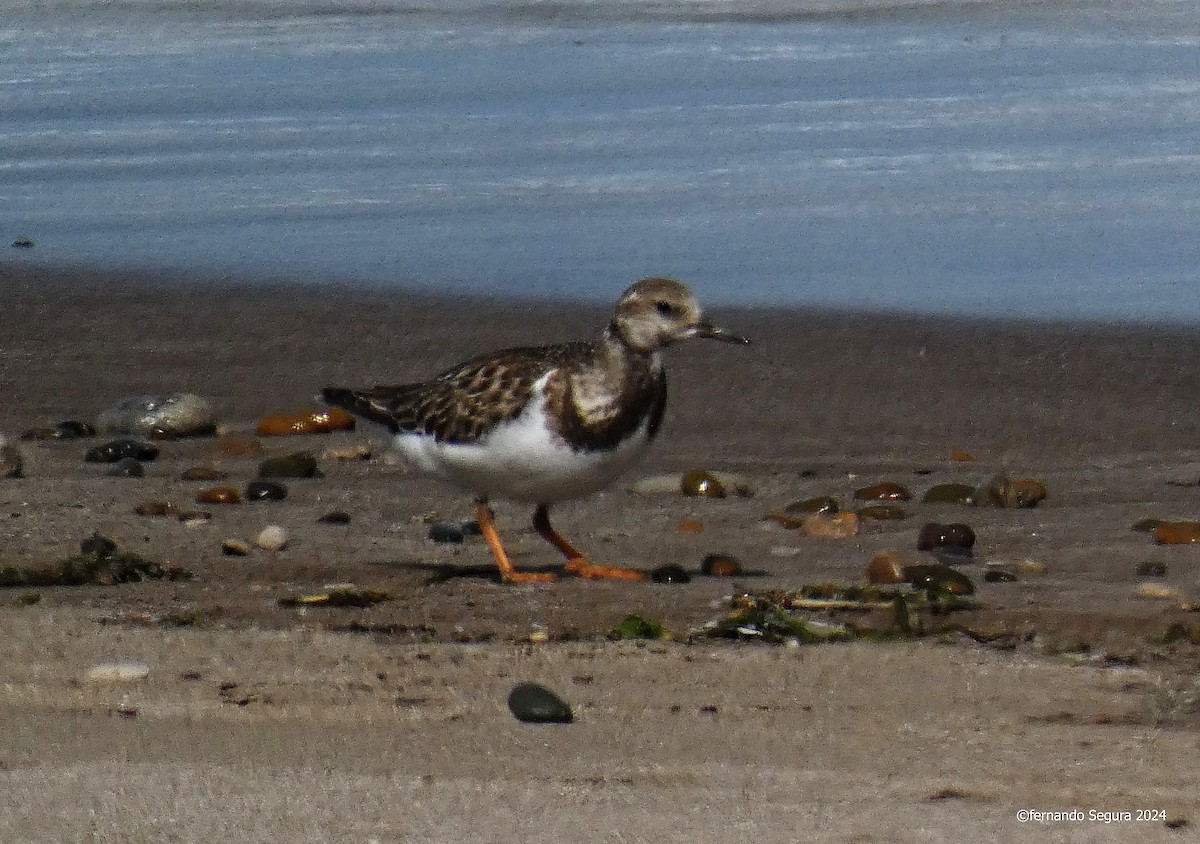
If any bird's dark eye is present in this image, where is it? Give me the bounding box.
[655,300,675,316]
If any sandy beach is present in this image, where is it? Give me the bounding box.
[1,261,1197,841]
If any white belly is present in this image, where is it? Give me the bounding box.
[393,390,653,503]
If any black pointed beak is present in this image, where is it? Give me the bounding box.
[692,321,750,345]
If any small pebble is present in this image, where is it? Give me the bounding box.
[257,451,320,478]
[1135,561,1168,578]
[853,482,911,502]
[245,479,288,502]
[800,513,860,539]
[1135,582,1181,601]
[866,551,907,584]
[84,438,159,463]
[222,539,251,556]
[181,465,228,481]
[105,456,145,477]
[507,682,573,724]
[256,408,356,436]
[134,500,176,517]
[428,522,465,543]
[96,393,217,438]
[177,511,212,527]
[254,525,289,552]
[87,660,150,683]
[317,511,352,525]
[700,553,743,577]
[783,496,839,516]
[1154,521,1200,545]
[983,568,1018,583]
[631,471,751,497]
[921,483,977,505]
[650,564,691,584]
[948,449,975,462]
[677,520,704,534]
[196,486,242,505]
[681,469,726,498]
[1016,558,1047,577]
[904,564,975,596]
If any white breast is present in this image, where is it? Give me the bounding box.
[393,373,654,503]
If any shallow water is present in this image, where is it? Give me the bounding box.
[4,0,1200,322]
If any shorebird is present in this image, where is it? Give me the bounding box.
[322,277,749,583]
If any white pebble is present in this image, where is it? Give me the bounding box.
[87,660,150,683]
[254,525,288,551]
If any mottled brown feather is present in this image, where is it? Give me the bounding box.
[323,339,666,451]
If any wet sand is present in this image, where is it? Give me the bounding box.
[0,261,1197,841]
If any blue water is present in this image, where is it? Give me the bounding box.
[4,0,1200,322]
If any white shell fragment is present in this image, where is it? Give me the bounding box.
[87,660,151,682]
[254,525,288,551]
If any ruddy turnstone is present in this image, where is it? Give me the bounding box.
[322,277,748,584]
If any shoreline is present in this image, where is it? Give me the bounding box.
[1,259,1198,840]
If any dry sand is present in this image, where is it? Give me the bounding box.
[0,261,1198,842]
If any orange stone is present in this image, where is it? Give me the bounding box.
[866,551,907,584]
[1153,521,1200,545]
[800,513,860,539]
[256,409,356,437]
[949,449,976,462]
[196,486,242,505]
[678,520,705,534]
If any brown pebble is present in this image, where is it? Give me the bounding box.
[196,486,242,505]
[949,449,975,462]
[866,551,906,584]
[678,520,705,534]
[800,513,860,539]
[782,496,839,515]
[180,465,228,481]
[256,409,356,436]
[210,434,264,458]
[700,553,743,577]
[1154,521,1200,545]
[134,500,176,517]
[853,482,911,501]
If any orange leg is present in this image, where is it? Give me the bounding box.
[532,505,645,581]
[476,502,556,584]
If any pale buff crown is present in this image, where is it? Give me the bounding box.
[608,277,748,353]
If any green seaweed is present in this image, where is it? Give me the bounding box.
[607,614,670,640]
